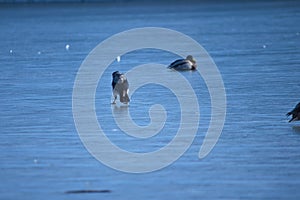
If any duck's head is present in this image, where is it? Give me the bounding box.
[186,55,197,70]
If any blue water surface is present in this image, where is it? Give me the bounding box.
[1,1,300,199]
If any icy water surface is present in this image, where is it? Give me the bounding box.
[1,1,300,199]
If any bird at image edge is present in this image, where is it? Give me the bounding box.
[286,102,300,122]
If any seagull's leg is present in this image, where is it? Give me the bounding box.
[112,96,117,104]
[112,94,117,104]
[111,89,118,104]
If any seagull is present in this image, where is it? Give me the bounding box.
[111,71,130,104]
[168,55,197,71]
[286,102,300,122]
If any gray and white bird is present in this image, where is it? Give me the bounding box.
[286,102,300,122]
[111,71,130,104]
[168,55,197,71]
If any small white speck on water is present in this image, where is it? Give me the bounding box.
[33,159,38,164]
[112,129,118,132]
[37,51,41,55]
[262,45,267,49]
[65,44,70,51]
[9,50,13,53]
[116,56,121,62]
[85,181,91,186]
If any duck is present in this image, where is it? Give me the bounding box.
[111,71,130,104]
[168,55,197,71]
[286,102,300,122]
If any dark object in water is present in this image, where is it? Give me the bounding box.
[168,55,197,71]
[112,71,130,104]
[65,189,111,194]
[286,102,300,122]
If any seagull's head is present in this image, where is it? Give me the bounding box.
[186,55,197,70]
[186,55,196,63]
[112,71,120,77]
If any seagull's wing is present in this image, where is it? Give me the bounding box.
[168,59,186,68]
[112,73,121,90]
[290,104,300,115]
[168,59,194,70]
[112,79,116,90]
[295,103,300,112]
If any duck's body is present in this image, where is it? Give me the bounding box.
[111,71,130,104]
[168,55,197,71]
[286,102,300,122]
